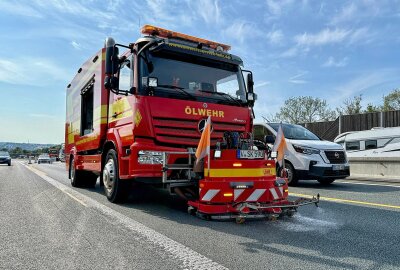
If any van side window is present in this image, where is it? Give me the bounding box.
[388,137,400,145]
[365,140,377,150]
[346,141,360,150]
[253,125,274,142]
[81,79,94,136]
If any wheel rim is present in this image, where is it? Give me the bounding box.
[103,158,115,196]
[70,159,75,182]
[285,164,293,183]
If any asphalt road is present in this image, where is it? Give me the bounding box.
[1,161,400,270]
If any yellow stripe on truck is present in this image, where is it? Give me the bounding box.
[205,168,276,178]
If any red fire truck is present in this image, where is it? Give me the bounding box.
[65,25,318,221]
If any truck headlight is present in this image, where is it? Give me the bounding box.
[138,150,163,164]
[292,145,320,155]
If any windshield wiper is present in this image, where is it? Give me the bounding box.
[157,84,196,100]
[198,90,242,106]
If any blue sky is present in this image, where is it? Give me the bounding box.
[0,0,399,144]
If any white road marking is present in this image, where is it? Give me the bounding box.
[24,164,228,270]
[337,180,400,188]
[63,190,88,207]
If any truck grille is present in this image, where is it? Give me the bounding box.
[153,117,246,147]
[324,151,346,164]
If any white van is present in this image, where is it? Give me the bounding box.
[334,126,400,158]
[253,122,350,185]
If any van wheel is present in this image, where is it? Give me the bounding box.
[284,163,298,186]
[317,178,335,185]
[102,149,128,203]
[70,156,84,187]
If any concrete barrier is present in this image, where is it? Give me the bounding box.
[348,157,400,178]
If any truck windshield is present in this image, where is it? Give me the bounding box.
[269,123,320,140]
[139,54,247,106]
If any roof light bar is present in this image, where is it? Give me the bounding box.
[141,24,231,51]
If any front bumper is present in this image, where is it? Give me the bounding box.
[297,164,350,179]
[0,159,11,164]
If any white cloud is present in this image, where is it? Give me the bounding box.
[71,41,82,50]
[254,81,271,89]
[34,0,115,21]
[0,57,70,86]
[0,2,43,18]
[330,69,399,105]
[294,27,372,47]
[194,0,222,25]
[266,0,294,17]
[289,72,308,84]
[322,56,348,67]
[279,47,299,58]
[348,27,373,44]
[267,30,284,45]
[330,3,357,25]
[295,28,351,46]
[224,21,258,44]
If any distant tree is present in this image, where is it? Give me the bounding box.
[364,103,381,113]
[382,88,400,111]
[336,94,363,115]
[274,96,336,124]
[262,114,281,123]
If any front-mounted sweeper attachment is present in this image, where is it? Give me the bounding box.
[160,130,320,224]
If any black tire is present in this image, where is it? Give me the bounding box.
[8,162,11,166]
[317,178,336,185]
[284,162,298,186]
[70,156,85,187]
[85,172,98,188]
[102,149,128,203]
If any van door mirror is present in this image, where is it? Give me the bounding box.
[264,135,275,144]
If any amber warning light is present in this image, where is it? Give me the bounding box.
[141,24,231,51]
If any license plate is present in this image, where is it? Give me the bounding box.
[237,150,264,159]
[332,165,345,170]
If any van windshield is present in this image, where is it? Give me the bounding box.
[269,123,320,140]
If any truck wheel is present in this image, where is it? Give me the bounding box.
[285,163,298,186]
[70,156,84,187]
[102,149,128,203]
[317,178,335,185]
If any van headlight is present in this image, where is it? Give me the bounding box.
[138,150,163,164]
[292,145,320,155]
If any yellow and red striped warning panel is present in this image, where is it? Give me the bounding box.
[198,179,289,204]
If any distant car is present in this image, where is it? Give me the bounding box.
[0,151,11,166]
[37,154,52,164]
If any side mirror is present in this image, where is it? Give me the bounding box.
[264,135,275,144]
[104,37,120,90]
[247,72,254,93]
